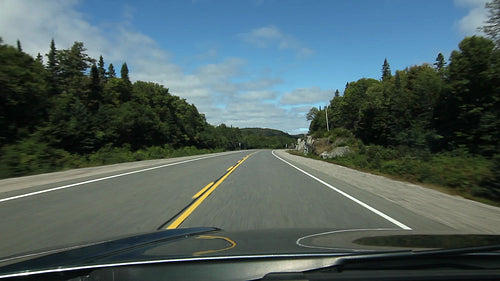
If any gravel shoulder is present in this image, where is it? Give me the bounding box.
[275,150,500,234]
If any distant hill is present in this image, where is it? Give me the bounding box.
[240,128,298,138]
[239,128,298,149]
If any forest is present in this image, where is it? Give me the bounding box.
[307,35,499,202]
[0,38,296,179]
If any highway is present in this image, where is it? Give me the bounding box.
[0,149,499,258]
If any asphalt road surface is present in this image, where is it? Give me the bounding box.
[0,150,498,258]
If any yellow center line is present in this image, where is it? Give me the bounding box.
[192,182,214,199]
[166,153,254,229]
[226,166,234,171]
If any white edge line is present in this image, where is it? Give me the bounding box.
[272,150,412,230]
[0,151,243,203]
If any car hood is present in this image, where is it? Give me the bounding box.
[1,227,499,278]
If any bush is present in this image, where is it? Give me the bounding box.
[325,145,498,202]
[0,139,83,179]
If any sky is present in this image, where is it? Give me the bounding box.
[0,0,490,135]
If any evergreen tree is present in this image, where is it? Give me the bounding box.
[382,58,391,80]
[56,41,93,96]
[16,39,22,52]
[394,71,402,93]
[444,36,499,155]
[334,89,340,98]
[480,0,500,48]
[98,55,106,80]
[108,63,116,78]
[46,39,57,74]
[35,53,43,64]
[88,63,102,111]
[46,38,58,95]
[434,53,446,71]
[120,62,130,82]
[118,62,132,102]
[0,41,48,144]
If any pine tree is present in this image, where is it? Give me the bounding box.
[46,39,57,75]
[16,39,22,52]
[88,63,101,111]
[120,62,130,82]
[334,89,340,98]
[434,53,446,71]
[46,38,58,95]
[394,71,402,93]
[98,55,106,80]
[382,58,391,80]
[108,63,116,78]
[480,0,500,48]
[119,62,132,102]
[36,53,43,64]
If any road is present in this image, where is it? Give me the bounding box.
[0,149,498,258]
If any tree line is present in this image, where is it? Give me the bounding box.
[308,35,499,157]
[306,35,499,201]
[0,38,296,178]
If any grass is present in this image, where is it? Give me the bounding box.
[0,139,225,179]
[287,149,500,207]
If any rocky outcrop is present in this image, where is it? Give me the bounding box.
[320,146,352,159]
[296,136,314,155]
[296,136,353,159]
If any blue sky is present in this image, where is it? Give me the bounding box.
[0,0,489,134]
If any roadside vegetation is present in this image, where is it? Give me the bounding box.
[0,38,296,179]
[302,3,500,204]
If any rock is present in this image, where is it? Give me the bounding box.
[296,136,315,155]
[320,146,352,159]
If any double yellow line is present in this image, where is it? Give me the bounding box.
[166,153,254,229]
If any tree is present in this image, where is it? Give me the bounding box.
[16,40,22,52]
[108,63,116,78]
[46,38,59,95]
[334,89,340,98]
[46,39,57,73]
[441,36,499,155]
[118,62,132,102]
[88,63,102,111]
[382,58,391,80]
[98,55,106,80]
[434,53,446,71]
[120,62,130,82]
[480,0,500,48]
[0,42,48,144]
[36,53,43,64]
[56,41,94,96]
[306,107,319,121]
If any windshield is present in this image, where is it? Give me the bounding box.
[0,0,499,264]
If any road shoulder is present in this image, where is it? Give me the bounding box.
[274,150,500,234]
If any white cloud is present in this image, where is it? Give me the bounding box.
[240,90,279,100]
[238,77,283,91]
[0,0,319,134]
[454,0,489,35]
[280,87,334,105]
[238,25,314,58]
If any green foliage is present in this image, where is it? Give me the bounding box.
[382,58,391,80]
[480,0,500,48]
[306,35,499,202]
[0,138,84,178]
[0,42,49,145]
[330,146,498,201]
[0,38,296,179]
